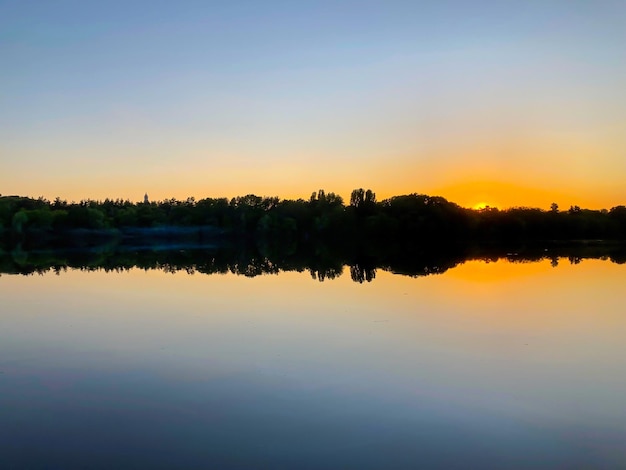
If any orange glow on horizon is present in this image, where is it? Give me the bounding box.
[8,168,626,211]
[424,180,597,211]
[472,202,494,210]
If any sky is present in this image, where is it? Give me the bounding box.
[1,0,625,209]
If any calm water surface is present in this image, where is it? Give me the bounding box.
[1,258,625,469]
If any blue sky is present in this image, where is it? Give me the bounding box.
[1,0,625,207]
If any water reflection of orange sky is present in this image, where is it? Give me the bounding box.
[5,257,625,330]
[446,257,556,283]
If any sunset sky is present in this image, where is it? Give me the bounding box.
[2,1,625,209]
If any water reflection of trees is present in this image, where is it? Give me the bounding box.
[350,264,376,283]
[1,241,626,282]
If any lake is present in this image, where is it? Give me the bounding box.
[1,253,625,469]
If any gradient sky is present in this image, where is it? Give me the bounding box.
[1,0,625,208]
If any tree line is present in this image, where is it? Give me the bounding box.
[2,190,626,247]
